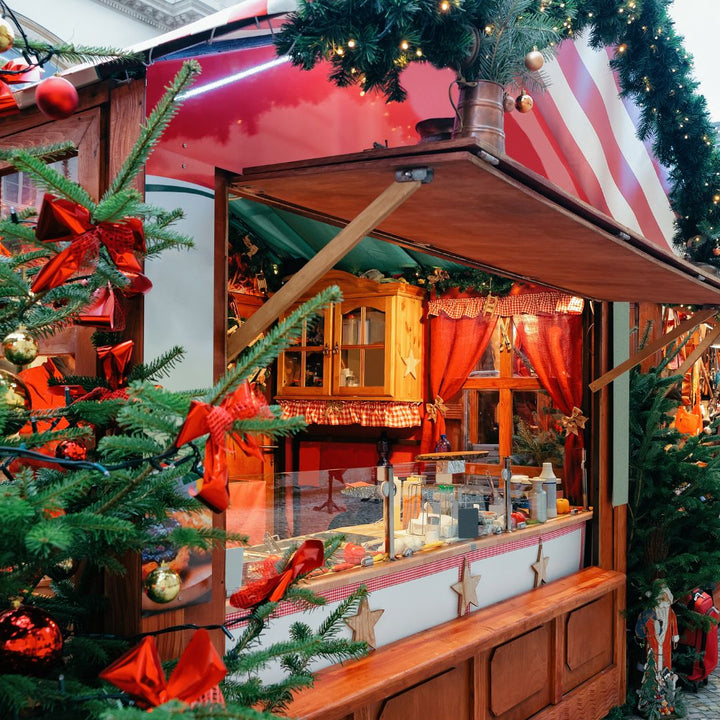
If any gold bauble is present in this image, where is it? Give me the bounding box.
[0,369,31,433]
[0,18,14,53]
[503,92,516,113]
[144,564,181,604]
[524,50,544,72]
[515,92,534,113]
[2,328,39,366]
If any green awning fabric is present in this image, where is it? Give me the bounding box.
[230,197,465,276]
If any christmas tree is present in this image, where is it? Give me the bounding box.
[625,346,720,711]
[0,41,366,720]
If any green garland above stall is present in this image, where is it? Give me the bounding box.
[276,0,720,268]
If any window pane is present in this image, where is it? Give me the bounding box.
[305,314,324,346]
[366,308,385,344]
[468,324,501,377]
[364,348,384,386]
[1,157,78,218]
[465,390,500,463]
[340,348,361,386]
[512,391,563,467]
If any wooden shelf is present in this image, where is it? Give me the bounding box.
[415,450,489,461]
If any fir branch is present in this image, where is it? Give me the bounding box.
[128,347,186,382]
[211,285,342,402]
[0,141,76,164]
[93,188,144,223]
[104,60,201,199]
[15,39,141,65]
[8,150,96,211]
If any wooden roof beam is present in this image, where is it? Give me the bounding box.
[227,177,423,362]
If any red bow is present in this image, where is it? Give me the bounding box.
[0,60,41,117]
[31,194,150,294]
[175,382,269,513]
[230,539,325,608]
[77,284,125,330]
[99,629,226,709]
[97,340,134,390]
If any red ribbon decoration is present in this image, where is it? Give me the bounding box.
[175,382,269,513]
[230,539,325,608]
[97,339,134,390]
[0,60,41,117]
[30,193,150,294]
[99,628,226,709]
[77,284,125,330]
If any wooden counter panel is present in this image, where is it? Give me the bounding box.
[284,566,624,720]
[368,664,472,720]
[564,593,614,692]
[490,625,551,719]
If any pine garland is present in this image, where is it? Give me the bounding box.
[274,0,720,264]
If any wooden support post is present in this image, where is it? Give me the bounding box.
[588,308,716,392]
[226,179,423,362]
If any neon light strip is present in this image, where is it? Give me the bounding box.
[177,55,291,100]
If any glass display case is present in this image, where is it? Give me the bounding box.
[225,452,580,591]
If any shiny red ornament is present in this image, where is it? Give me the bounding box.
[35,76,79,120]
[0,604,63,675]
[55,439,87,461]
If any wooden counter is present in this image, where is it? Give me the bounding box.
[284,565,625,720]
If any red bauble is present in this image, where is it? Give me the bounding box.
[0,604,63,675]
[35,76,79,120]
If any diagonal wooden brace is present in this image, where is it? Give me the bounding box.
[589,308,716,392]
[227,179,422,362]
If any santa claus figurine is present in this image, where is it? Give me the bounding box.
[635,586,680,716]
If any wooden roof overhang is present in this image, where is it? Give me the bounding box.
[227,138,720,359]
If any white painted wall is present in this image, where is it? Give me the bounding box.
[144,176,215,391]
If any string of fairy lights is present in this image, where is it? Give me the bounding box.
[277,0,720,262]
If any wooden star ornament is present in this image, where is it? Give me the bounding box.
[344,596,385,649]
[451,558,481,616]
[401,348,420,378]
[531,541,550,588]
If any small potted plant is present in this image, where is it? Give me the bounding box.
[275,0,577,153]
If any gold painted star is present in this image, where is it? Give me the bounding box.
[451,558,481,616]
[344,596,385,649]
[401,348,420,378]
[532,542,550,588]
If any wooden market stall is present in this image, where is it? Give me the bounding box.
[214,138,720,720]
[5,4,720,718]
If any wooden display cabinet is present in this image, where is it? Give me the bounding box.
[276,270,424,402]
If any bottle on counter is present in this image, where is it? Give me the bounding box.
[529,478,547,523]
[434,434,451,453]
[538,462,557,519]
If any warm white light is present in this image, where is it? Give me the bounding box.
[177,55,291,100]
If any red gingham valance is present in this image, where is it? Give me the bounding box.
[428,292,584,319]
[279,399,422,427]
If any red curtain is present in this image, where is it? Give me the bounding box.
[421,303,497,453]
[514,313,584,503]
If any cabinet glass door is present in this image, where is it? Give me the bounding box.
[280,312,329,393]
[338,305,385,392]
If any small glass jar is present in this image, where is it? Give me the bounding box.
[529,478,547,523]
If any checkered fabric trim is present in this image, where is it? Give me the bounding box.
[279,400,423,427]
[428,292,584,318]
[192,685,225,707]
[224,523,583,626]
